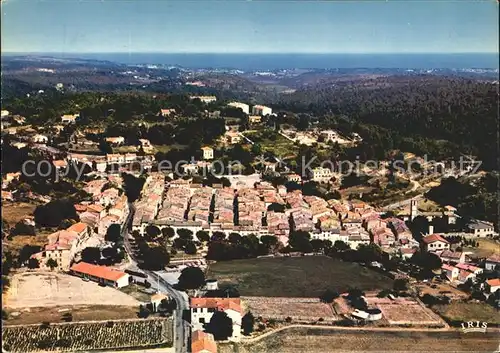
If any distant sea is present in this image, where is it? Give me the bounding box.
[3,53,499,70]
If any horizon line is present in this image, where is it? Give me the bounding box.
[2,51,498,56]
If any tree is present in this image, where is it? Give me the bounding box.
[145,225,161,240]
[177,228,193,240]
[185,241,197,255]
[393,278,408,292]
[162,227,176,238]
[27,258,40,269]
[288,231,312,253]
[410,251,442,271]
[81,247,101,263]
[11,221,36,236]
[267,203,285,212]
[105,224,122,243]
[46,258,58,270]
[242,311,255,335]
[333,240,350,252]
[177,267,205,290]
[34,200,78,228]
[19,245,42,264]
[205,311,233,341]
[320,289,339,303]
[228,233,242,245]
[196,230,210,242]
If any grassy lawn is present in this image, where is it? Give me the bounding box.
[206,256,393,297]
[2,202,37,224]
[433,302,500,326]
[152,144,188,154]
[464,238,500,259]
[245,130,299,158]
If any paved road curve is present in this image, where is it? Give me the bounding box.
[123,204,190,353]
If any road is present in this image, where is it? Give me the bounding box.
[123,204,190,353]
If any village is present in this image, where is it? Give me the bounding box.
[1,95,499,353]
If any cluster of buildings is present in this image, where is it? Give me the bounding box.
[31,222,91,271]
[133,173,166,227]
[227,102,273,117]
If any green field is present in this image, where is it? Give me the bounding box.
[434,302,500,326]
[206,256,394,297]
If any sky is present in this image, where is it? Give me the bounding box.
[1,0,498,54]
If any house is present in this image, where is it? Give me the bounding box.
[67,222,91,239]
[1,110,9,118]
[190,96,217,103]
[139,139,152,150]
[12,142,27,149]
[151,293,169,312]
[61,114,79,124]
[441,264,459,281]
[285,173,302,183]
[105,136,125,146]
[455,263,483,275]
[225,131,241,144]
[400,247,417,260]
[70,262,130,288]
[485,278,500,294]
[98,214,120,235]
[251,105,272,116]
[467,220,497,237]
[248,115,262,124]
[190,297,242,341]
[32,134,49,144]
[311,167,334,183]
[227,102,250,114]
[422,234,450,253]
[439,250,466,264]
[201,146,214,160]
[485,254,500,272]
[160,108,176,117]
[52,160,68,169]
[2,191,14,201]
[191,330,217,353]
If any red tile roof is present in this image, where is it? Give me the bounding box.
[191,330,217,353]
[70,262,127,282]
[190,297,242,314]
[486,278,500,287]
[422,234,449,244]
[67,222,88,234]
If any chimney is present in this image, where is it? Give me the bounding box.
[428,225,434,235]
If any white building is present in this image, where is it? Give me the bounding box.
[252,105,272,116]
[467,220,497,238]
[201,146,214,160]
[32,134,49,144]
[190,297,242,341]
[61,114,79,124]
[422,234,450,253]
[1,110,10,118]
[190,96,217,103]
[228,102,250,114]
[311,167,334,183]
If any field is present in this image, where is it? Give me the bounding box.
[206,256,394,297]
[464,238,500,259]
[2,202,37,224]
[219,327,499,353]
[243,296,338,322]
[6,271,138,308]
[415,282,469,300]
[244,130,299,158]
[3,305,139,325]
[366,297,444,326]
[433,302,500,326]
[2,318,173,352]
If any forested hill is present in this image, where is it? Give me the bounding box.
[274,76,498,169]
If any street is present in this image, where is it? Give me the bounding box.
[123,204,190,353]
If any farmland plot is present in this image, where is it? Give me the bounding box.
[2,318,174,352]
